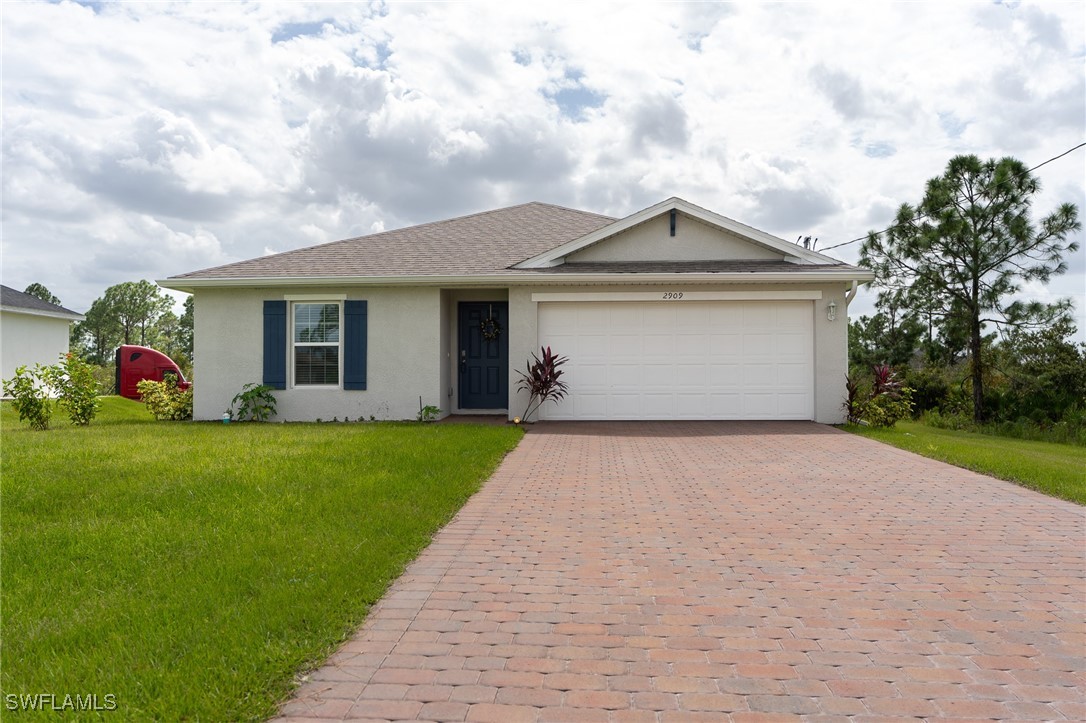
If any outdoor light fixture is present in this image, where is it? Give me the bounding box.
[827,301,837,321]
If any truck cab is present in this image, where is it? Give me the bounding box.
[115,345,191,400]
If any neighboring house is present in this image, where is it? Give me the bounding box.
[1,285,85,385]
[160,197,874,423]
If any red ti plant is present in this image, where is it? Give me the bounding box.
[871,363,903,398]
[516,346,569,422]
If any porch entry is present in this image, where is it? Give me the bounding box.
[458,302,509,409]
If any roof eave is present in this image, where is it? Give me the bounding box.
[159,269,875,292]
[0,305,85,321]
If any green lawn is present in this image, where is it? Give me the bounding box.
[845,419,1086,504]
[1,397,523,719]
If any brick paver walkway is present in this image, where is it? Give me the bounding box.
[277,422,1085,721]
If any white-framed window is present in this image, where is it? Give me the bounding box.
[291,301,341,387]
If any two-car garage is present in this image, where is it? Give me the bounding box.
[536,294,815,421]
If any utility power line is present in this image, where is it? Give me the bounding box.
[818,142,1086,253]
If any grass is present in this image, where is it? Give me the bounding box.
[845,419,1086,505]
[1,397,523,720]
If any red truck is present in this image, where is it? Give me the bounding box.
[115,345,191,400]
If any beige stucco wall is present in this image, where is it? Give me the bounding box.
[0,311,72,386]
[193,286,442,422]
[507,282,850,424]
[193,280,851,424]
[567,214,785,263]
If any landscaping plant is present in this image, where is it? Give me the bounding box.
[2,365,53,430]
[416,404,440,422]
[137,376,193,420]
[845,364,914,428]
[516,346,569,422]
[231,383,278,422]
[42,352,100,426]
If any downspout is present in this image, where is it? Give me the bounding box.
[844,279,858,306]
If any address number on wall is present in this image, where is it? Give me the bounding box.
[662,292,684,300]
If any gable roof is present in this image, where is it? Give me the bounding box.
[515,197,838,268]
[161,197,873,290]
[0,285,84,320]
[169,202,615,280]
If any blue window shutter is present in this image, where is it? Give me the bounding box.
[263,301,287,390]
[344,300,368,390]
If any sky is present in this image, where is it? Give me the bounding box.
[3,0,1084,338]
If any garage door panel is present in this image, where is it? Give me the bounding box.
[608,394,641,417]
[676,394,708,417]
[641,394,675,417]
[539,301,812,420]
[742,393,776,417]
[676,364,708,387]
[610,364,641,388]
[708,392,742,416]
[609,334,642,356]
[777,364,809,387]
[777,393,810,417]
[710,364,742,388]
[675,334,708,356]
[743,366,777,386]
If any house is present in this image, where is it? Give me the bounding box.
[159,197,874,423]
[1,285,85,385]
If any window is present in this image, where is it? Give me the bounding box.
[292,302,340,386]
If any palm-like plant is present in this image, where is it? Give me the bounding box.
[516,346,569,422]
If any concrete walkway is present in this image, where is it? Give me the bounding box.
[277,422,1085,721]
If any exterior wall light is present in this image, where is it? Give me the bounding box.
[827,301,837,321]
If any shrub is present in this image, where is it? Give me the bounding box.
[42,353,100,426]
[230,383,277,422]
[137,376,193,421]
[845,364,914,428]
[904,366,950,417]
[516,346,569,422]
[416,405,440,423]
[2,365,52,430]
[858,387,914,428]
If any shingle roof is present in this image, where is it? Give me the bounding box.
[0,285,83,318]
[170,202,616,280]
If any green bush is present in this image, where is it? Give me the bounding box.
[230,383,277,422]
[137,377,193,421]
[2,365,53,430]
[42,353,100,426]
[858,387,914,428]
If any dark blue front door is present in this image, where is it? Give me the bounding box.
[459,302,508,409]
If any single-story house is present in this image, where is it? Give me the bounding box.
[1,285,85,386]
[159,197,874,423]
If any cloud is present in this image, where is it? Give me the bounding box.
[0,0,1081,339]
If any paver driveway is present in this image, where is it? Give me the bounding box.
[278,422,1085,722]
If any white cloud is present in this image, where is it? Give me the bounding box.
[1,0,1082,337]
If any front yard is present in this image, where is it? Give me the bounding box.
[1,398,522,719]
[846,419,1086,504]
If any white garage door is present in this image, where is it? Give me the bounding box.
[538,301,814,420]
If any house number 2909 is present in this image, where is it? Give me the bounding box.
[662,292,684,300]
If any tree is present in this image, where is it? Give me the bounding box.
[102,280,171,346]
[861,155,1080,421]
[178,295,194,361]
[23,282,62,306]
[847,290,924,369]
[73,296,121,365]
